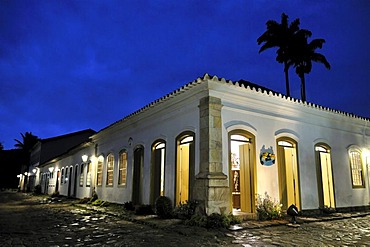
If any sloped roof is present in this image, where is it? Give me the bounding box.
[35,129,96,166]
[98,74,369,133]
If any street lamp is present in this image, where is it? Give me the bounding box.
[82,154,89,163]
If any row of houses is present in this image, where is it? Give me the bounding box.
[25,74,370,216]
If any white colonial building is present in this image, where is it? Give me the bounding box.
[35,74,370,216]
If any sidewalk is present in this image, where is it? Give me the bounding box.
[31,193,370,231]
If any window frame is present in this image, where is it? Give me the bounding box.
[86,162,91,187]
[96,156,104,186]
[79,164,84,187]
[118,150,128,186]
[349,148,365,188]
[106,153,114,186]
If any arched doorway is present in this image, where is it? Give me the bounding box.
[55,170,60,193]
[151,140,166,204]
[315,144,335,209]
[277,138,300,210]
[67,166,73,197]
[132,146,144,205]
[73,165,78,197]
[176,132,195,205]
[229,131,256,213]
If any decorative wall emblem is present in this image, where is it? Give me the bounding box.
[260,145,275,166]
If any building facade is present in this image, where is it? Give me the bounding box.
[35,74,370,216]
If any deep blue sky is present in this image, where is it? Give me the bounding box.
[1,1,370,149]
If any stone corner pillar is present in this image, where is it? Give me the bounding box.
[193,96,230,215]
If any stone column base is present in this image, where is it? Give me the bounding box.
[193,172,230,215]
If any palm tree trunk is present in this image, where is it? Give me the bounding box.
[300,74,306,102]
[284,61,290,97]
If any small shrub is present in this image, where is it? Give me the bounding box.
[173,200,198,220]
[51,191,60,198]
[206,213,230,229]
[92,199,104,206]
[185,213,233,229]
[256,192,282,220]
[123,201,135,211]
[185,214,208,228]
[79,197,91,204]
[91,189,98,201]
[155,196,173,219]
[100,201,110,207]
[228,213,242,225]
[33,185,42,195]
[135,204,154,215]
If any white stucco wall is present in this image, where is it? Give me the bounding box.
[91,85,207,204]
[210,78,370,211]
[37,76,370,213]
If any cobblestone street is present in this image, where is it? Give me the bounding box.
[0,191,231,247]
[229,215,370,246]
[2,191,370,246]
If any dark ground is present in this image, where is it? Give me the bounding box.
[3,191,370,246]
[0,191,235,247]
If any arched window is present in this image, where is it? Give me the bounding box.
[79,164,84,187]
[106,154,114,186]
[118,150,127,186]
[349,148,364,188]
[96,156,104,186]
[86,162,91,187]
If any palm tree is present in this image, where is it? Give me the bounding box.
[257,13,306,97]
[287,31,331,101]
[14,132,39,190]
[14,132,39,152]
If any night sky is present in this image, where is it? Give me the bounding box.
[1,1,370,149]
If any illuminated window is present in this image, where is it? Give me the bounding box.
[79,164,84,187]
[97,156,103,186]
[106,154,114,186]
[118,151,127,186]
[86,163,91,187]
[349,150,364,187]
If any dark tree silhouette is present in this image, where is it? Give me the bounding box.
[0,142,3,151]
[14,132,39,152]
[257,13,308,97]
[287,30,331,101]
[14,132,39,187]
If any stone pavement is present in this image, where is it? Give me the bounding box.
[2,191,370,246]
[0,191,232,247]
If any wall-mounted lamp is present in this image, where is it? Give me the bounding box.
[82,154,89,163]
[48,167,54,173]
[32,168,37,174]
[24,172,28,176]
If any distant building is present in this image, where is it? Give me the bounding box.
[28,129,96,193]
[36,74,370,216]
